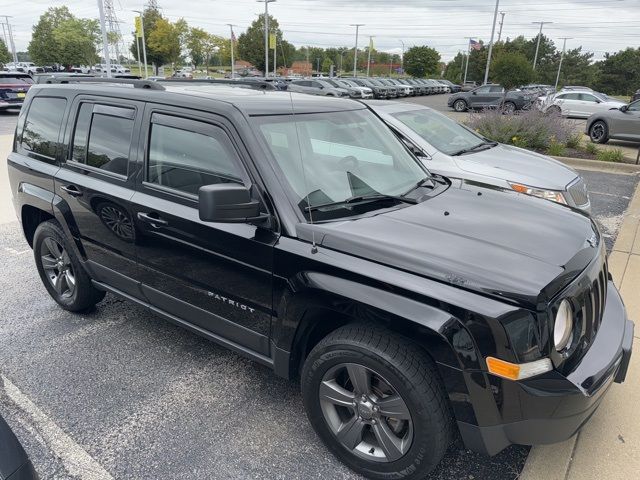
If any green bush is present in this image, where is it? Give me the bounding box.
[547,141,566,157]
[596,148,626,162]
[585,142,599,155]
[565,134,582,149]
[466,109,578,151]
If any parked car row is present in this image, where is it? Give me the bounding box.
[269,77,457,99]
[7,77,632,480]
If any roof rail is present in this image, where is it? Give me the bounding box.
[45,77,165,90]
[157,78,276,91]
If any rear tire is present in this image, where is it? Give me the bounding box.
[301,324,453,480]
[453,99,467,112]
[33,220,106,312]
[589,120,609,144]
[546,105,562,116]
[502,102,516,114]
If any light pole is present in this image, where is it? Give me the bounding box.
[399,39,405,74]
[0,16,18,64]
[97,0,112,78]
[350,24,364,77]
[497,11,506,42]
[227,24,236,78]
[555,37,572,90]
[483,0,500,85]
[133,10,148,78]
[316,57,320,74]
[258,0,276,77]
[532,21,553,70]
[366,36,374,77]
[463,37,474,84]
[339,49,344,74]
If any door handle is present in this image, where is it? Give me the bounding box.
[60,185,83,197]
[137,212,169,227]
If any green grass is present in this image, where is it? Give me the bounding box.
[546,141,566,157]
[596,148,626,162]
[585,142,599,155]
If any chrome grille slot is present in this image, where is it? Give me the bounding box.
[568,178,589,206]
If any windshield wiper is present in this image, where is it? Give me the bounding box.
[451,141,498,156]
[402,176,436,195]
[305,193,418,213]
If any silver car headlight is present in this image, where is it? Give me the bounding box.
[554,299,574,351]
[509,182,568,205]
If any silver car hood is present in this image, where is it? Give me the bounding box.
[445,144,578,190]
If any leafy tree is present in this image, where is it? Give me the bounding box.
[404,46,441,77]
[594,48,640,96]
[491,52,534,109]
[53,18,100,66]
[187,27,209,68]
[321,57,333,72]
[238,14,291,72]
[28,6,74,65]
[0,39,11,64]
[147,18,181,70]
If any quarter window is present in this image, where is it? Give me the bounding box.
[71,103,134,176]
[20,97,67,163]
[147,115,243,196]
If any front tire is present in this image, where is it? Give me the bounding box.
[301,325,453,480]
[453,99,467,112]
[33,220,106,312]
[502,101,516,114]
[589,120,609,144]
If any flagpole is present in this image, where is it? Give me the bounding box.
[366,36,374,77]
[227,24,236,79]
[463,38,473,84]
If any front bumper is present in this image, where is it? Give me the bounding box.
[458,281,633,456]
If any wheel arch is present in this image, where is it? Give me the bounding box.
[272,272,473,381]
[21,204,55,247]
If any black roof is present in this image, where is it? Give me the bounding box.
[31,82,365,116]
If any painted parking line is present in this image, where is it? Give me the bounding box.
[1,374,113,480]
[3,246,30,255]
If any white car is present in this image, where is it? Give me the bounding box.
[539,91,625,118]
[367,101,591,212]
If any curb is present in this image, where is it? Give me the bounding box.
[519,176,640,480]
[551,155,640,174]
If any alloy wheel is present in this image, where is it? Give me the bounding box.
[40,237,76,298]
[590,122,606,142]
[453,100,466,112]
[319,363,413,463]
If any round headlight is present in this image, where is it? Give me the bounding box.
[554,300,574,351]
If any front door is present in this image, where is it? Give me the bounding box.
[55,97,143,296]
[130,106,276,358]
[614,100,640,141]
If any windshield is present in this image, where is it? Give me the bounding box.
[253,109,428,220]
[391,108,488,156]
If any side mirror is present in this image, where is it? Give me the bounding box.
[620,105,629,112]
[198,183,266,224]
[471,91,477,95]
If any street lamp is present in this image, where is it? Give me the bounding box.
[555,37,572,89]
[350,24,364,77]
[483,0,500,85]
[258,0,276,77]
[532,21,553,70]
[132,10,148,78]
[399,39,405,74]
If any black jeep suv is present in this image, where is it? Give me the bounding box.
[7,79,633,480]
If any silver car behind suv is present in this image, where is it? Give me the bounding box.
[368,101,590,212]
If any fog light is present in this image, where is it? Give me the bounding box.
[554,299,574,351]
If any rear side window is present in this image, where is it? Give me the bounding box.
[147,114,243,196]
[71,103,134,176]
[20,97,67,163]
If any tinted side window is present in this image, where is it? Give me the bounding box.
[489,86,504,93]
[147,115,243,196]
[20,97,67,163]
[71,103,134,176]
[475,86,491,94]
[628,100,640,112]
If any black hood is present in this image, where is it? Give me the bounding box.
[297,180,599,309]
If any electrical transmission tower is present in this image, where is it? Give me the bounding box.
[103,0,126,63]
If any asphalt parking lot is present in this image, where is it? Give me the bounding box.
[0,109,638,480]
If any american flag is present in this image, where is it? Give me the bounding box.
[469,39,481,51]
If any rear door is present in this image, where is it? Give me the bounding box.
[470,85,492,107]
[55,96,143,296]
